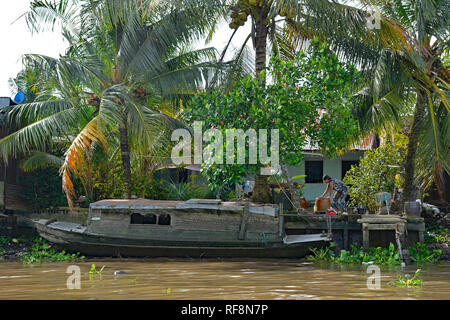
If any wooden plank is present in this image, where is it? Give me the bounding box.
[238,202,250,240]
[367,223,403,231]
[278,203,284,237]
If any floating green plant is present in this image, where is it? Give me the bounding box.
[388,269,422,288]
[19,237,85,264]
[308,242,402,265]
[89,264,105,280]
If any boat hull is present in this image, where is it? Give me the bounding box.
[35,220,327,259]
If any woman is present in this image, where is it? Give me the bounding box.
[319,175,348,212]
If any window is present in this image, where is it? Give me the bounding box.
[130,213,156,224]
[305,161,323,183]
[341,161,359,180]
[158,214,171,225]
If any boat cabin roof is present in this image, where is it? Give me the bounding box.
[90,199,279,216]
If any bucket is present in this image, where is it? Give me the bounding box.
[314,197,331,212]
[404,201,421,217]
[299,198,309,209]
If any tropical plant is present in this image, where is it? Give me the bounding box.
[185,39,361,204]
[0,236,12,246]
[165,181,212,201]
[1,0,230,207]
[343,132,407,212]
[18,167,68,211]
[20,236,84,264]
[88,264,105,280]
[425,227,449,244]
[388,269,422,288]
[213,0,402,203]
[308,242,403,266]
[408,242,442,264]
[344,1,450,204]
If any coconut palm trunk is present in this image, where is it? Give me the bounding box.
[254,18,268,77]
[401,89,427,203]
[251,14,272,204]
[119,112,132,199]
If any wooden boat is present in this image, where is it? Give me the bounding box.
[34,199,331,258]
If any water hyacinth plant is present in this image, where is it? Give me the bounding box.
[88,264,105,280]
[20,237,85,264]
[388,269,422,288]
[308,242,402,266]
[408,243,442,264]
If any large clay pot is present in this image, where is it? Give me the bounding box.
[299,198,309,209]
[314,197,331,212]
[404,201,421,217]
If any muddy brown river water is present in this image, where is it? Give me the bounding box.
[0,259,448,299]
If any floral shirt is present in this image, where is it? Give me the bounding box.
[330,178,348,193]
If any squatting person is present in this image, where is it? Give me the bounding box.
[319,174,348,212]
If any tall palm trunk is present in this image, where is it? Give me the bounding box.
[401,89,427,204]
[254,18,268,77]
[251,15,271,204]
[119,111,132,199]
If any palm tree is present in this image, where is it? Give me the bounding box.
[1,0,227,206]
[268,0,449,204]
[212,0,407,203]
[343,0,450,204]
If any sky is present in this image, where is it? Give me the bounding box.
[0,0,68,97]
[0,0,251,99]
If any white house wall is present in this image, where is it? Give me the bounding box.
[286,151,365,201]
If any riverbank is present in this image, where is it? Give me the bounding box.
[1,234,449,264]
[0,237,30,261]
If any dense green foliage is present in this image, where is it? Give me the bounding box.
[343,133,407,212]
[308,241,442,265]
[18,167,68,211]
[165,181,214,201]
[308,242,402,265]
[19,237,84,264]
[425,227,450,245]
[0,236,13,245]
[184,39,361,195]
[408,243,442,264]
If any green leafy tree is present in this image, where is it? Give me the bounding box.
[344,1,450,203]
[1,0,227,207]
[185,39,361,202]
[343,133,408,212]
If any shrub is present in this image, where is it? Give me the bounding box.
[408,242,442,264]
[343,134,407,213]
[165,181,214,201]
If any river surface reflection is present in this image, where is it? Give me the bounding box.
[0,259,448,299]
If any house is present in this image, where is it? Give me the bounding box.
[154,148,368,204]
[286,149,366,202]
[0,97,28,212]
